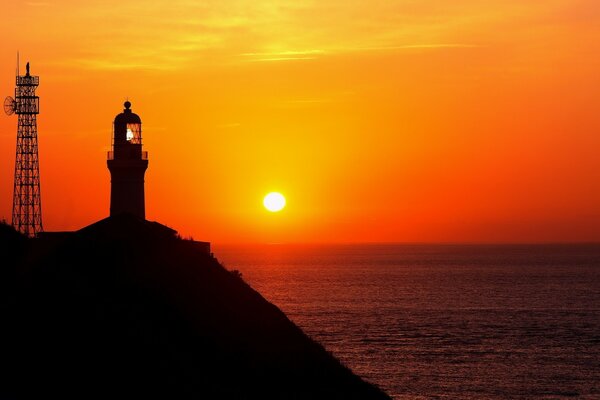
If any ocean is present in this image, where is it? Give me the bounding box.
[213,244,600,399]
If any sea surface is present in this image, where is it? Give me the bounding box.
[213,244,600,399]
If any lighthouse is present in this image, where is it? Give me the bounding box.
[107,101,148,219]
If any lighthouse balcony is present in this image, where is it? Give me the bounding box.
[108,150,148,160]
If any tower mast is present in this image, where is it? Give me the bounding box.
[3,61,43,236]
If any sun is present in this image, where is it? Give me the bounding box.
[263,192,286,212]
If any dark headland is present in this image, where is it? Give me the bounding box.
[0,215,390,399]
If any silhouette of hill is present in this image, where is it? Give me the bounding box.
[0,221,27,304]
[0,215,390,399]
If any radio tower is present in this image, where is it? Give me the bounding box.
[3,60,43,236]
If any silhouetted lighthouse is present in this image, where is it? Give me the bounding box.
[107,101,148,219]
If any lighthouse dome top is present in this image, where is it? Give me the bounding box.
[114,101,141,124]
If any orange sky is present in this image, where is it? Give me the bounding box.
[1,0,599,243]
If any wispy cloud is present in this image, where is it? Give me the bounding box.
[236,44,481,63]
[362,44,483,50]
[72,59,178,72]
[333,43,484,56]
[248,56,318,62]
[18,0,537,72]
[240,50,326,57]
[239,50,325,62]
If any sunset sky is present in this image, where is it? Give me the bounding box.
[1,0,599,243]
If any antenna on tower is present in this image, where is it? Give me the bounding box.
[16,51,19,76]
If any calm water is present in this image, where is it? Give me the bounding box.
[213,244,600,399]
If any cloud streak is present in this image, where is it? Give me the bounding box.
[12,0,565,71]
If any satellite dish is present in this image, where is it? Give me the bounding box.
[4,96,16,116]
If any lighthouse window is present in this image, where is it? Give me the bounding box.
[125,123,142,144]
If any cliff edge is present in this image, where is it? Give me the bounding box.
[0,216,390,399]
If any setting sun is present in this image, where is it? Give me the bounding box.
[263,192,286,212]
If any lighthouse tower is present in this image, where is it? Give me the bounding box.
[107,101,148,219]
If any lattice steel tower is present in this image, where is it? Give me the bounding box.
[3,62,43,236]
